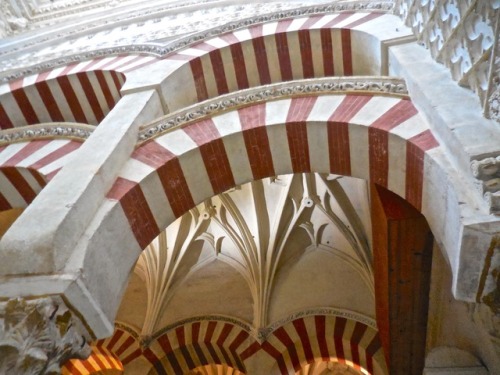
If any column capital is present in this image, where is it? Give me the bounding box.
[0,296,91,375]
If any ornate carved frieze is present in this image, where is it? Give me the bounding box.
[0,1,28,38]
[0,1,394,82]
[139,77,408,143]
[0,297,91,375]
[0,123,93,145]
[395,0,500,121]
[471,156,500,214]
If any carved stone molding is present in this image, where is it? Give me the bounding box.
[0,297,91,375]
[0,1,394,82]
[0,1,28,38]
[139,77,408,143]
[395,0,500,122]
[471,156,500,214]
[0,123,94,145]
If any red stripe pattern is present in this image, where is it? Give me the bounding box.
[162,12,385,111]
[0,139,83,211]
[62,315,385,374]
[151,320,252,374]
[261,315,385,374]
[0,55,159,129]
[107,94,439,251]
[62,345,124,375]
[62,328,139,374]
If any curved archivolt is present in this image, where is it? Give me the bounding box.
[62,315,385,374]
[106,92,438,251]
[0,71,125,128]
[0,139,82,212]
[135,11,402,113]
[62,345,124,375]
[264,315,386,375]
[187,364,244,375]
[0,54,157,129]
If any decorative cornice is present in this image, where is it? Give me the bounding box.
[0,1,394,82]
[138,77,408,143]
[0,123,93,145]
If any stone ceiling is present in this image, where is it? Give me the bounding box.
[116,173,374,373]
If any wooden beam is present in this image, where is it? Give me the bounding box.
[371,184,433,374]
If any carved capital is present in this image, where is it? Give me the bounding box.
[471,303,500,359]
[0,297,91,375]
[470,157,500,214]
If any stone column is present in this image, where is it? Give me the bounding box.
[0,296,91,374]
[0,87,164,359]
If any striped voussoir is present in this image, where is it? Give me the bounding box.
[107,93,439,250]
[63,315,384,374]
[162,11,386,110]
[62,327,137,374]
[147,320,253,374]
[0,139,82,211]
[0,54,158,129]
[260,315,385,375]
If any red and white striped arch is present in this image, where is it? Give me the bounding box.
[62,346,124,375]
[62,315,384,374]
[261,315,385,375]
[62,327,142,374]
[157,11,398,112]
[0,139,82,211]
[147,320,253,374]
[106,93,439,250]
[0,54,158,129]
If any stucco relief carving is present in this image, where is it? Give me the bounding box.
[0,123,93,145]
[0,1,28,37]
[0,297,91,375]
[396,0,500,121]
[0,1,394,82]
[471,156,500,214]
